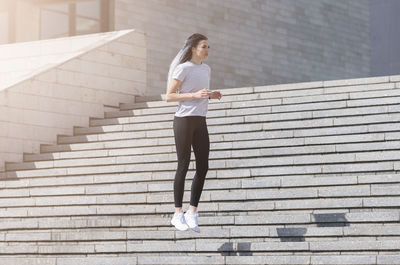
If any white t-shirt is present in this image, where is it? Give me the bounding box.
[172,61,211,117]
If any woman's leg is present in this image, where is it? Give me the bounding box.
[189,117,210,211]
[173,116,193,212]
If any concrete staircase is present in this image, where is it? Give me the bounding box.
[1,76,400,264]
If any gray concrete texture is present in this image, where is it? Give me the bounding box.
[114,0,371,95]
[370,0,400,77]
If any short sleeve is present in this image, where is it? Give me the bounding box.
[172,64,188,82]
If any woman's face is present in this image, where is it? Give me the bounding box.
[192,40,210,60]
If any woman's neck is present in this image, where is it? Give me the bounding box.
[190,57,202,65]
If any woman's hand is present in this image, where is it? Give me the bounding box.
[209,91,222,100]
[193,88,211,99]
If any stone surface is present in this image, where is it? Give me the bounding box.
[1,71,400,263]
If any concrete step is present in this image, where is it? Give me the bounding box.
[107,89,400,119]
[14,139,400,171]
[1,172,399,204]
[72,117,400,142]
[1,76,399,260]
[58,106,400,140]
[2,168,400,193]
[45,122,400,153]
[0,239,398,254]
[0,254,399,265]
[1,224,400,242]
[0,209,400,232]
[7,147,400,173]
[75,106,400,137]
[4,158,400,179]
[24,139,400,163]
[0,254,400,265]
[118,84,392,116]
[119,79,395,110]
[90,103,399,127]
[0,195,399,218]
[54,131,400,154]
[73,121,245,138]
[2,181,400,206]
[72,112,400,139]
[0,210,398,230]
[27,138,400,170]
[68,126,397,151]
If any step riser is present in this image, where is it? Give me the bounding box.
[67,123,399,146]
[41,122,400,153]
[1,211,398,230]
[0,184,399,209]
[72,112,400,138]
[24,140,400,162]
[5,161,400,179]
[89,103,400,127]
[3,171,399,194]
[0,196,399,218]
[108,89,400,119]
[0,179,397,199]
[8,148,400,172]
[2,225,400,242]
[54,131,400,153]
[0,255,398,265]
[0,239,398,254]
[1,173,399,197]
[3,77,400,259]
[105,95,400,123]
[119,81,396,110]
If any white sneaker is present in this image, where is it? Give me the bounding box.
[171,212,189,231]
[184,210,200,232]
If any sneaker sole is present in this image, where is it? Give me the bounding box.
[189,227,200,233]
[171,220,188,231]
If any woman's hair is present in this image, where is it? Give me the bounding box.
[178,33,208,64]
[167,33,208,92]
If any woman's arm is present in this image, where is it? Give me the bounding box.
[166,79,210,102]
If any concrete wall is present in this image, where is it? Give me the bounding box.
[370,0,400,77]
[114,0,370,96]
[0,0,40,44]
[0,29,146,171]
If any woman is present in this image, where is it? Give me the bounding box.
[166,33,222,232]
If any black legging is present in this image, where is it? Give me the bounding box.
[173,115,210,208]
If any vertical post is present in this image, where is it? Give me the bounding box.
[101,0,114,32]
[8,0,16,43]
[69,2,76,36]
[15,0,41,42]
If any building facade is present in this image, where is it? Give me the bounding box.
[113,0,370,95]
[370,0,400,77]
[0,0,398,96]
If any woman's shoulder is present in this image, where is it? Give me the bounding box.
[202,63,211,70]
[180,61,210,68]
[178,61,192,68]
[177,61,210,74]
[173,62,190,74]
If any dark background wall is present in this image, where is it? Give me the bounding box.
[370,0,400,77]
[3,0,400,96]
[115,0,371,95]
